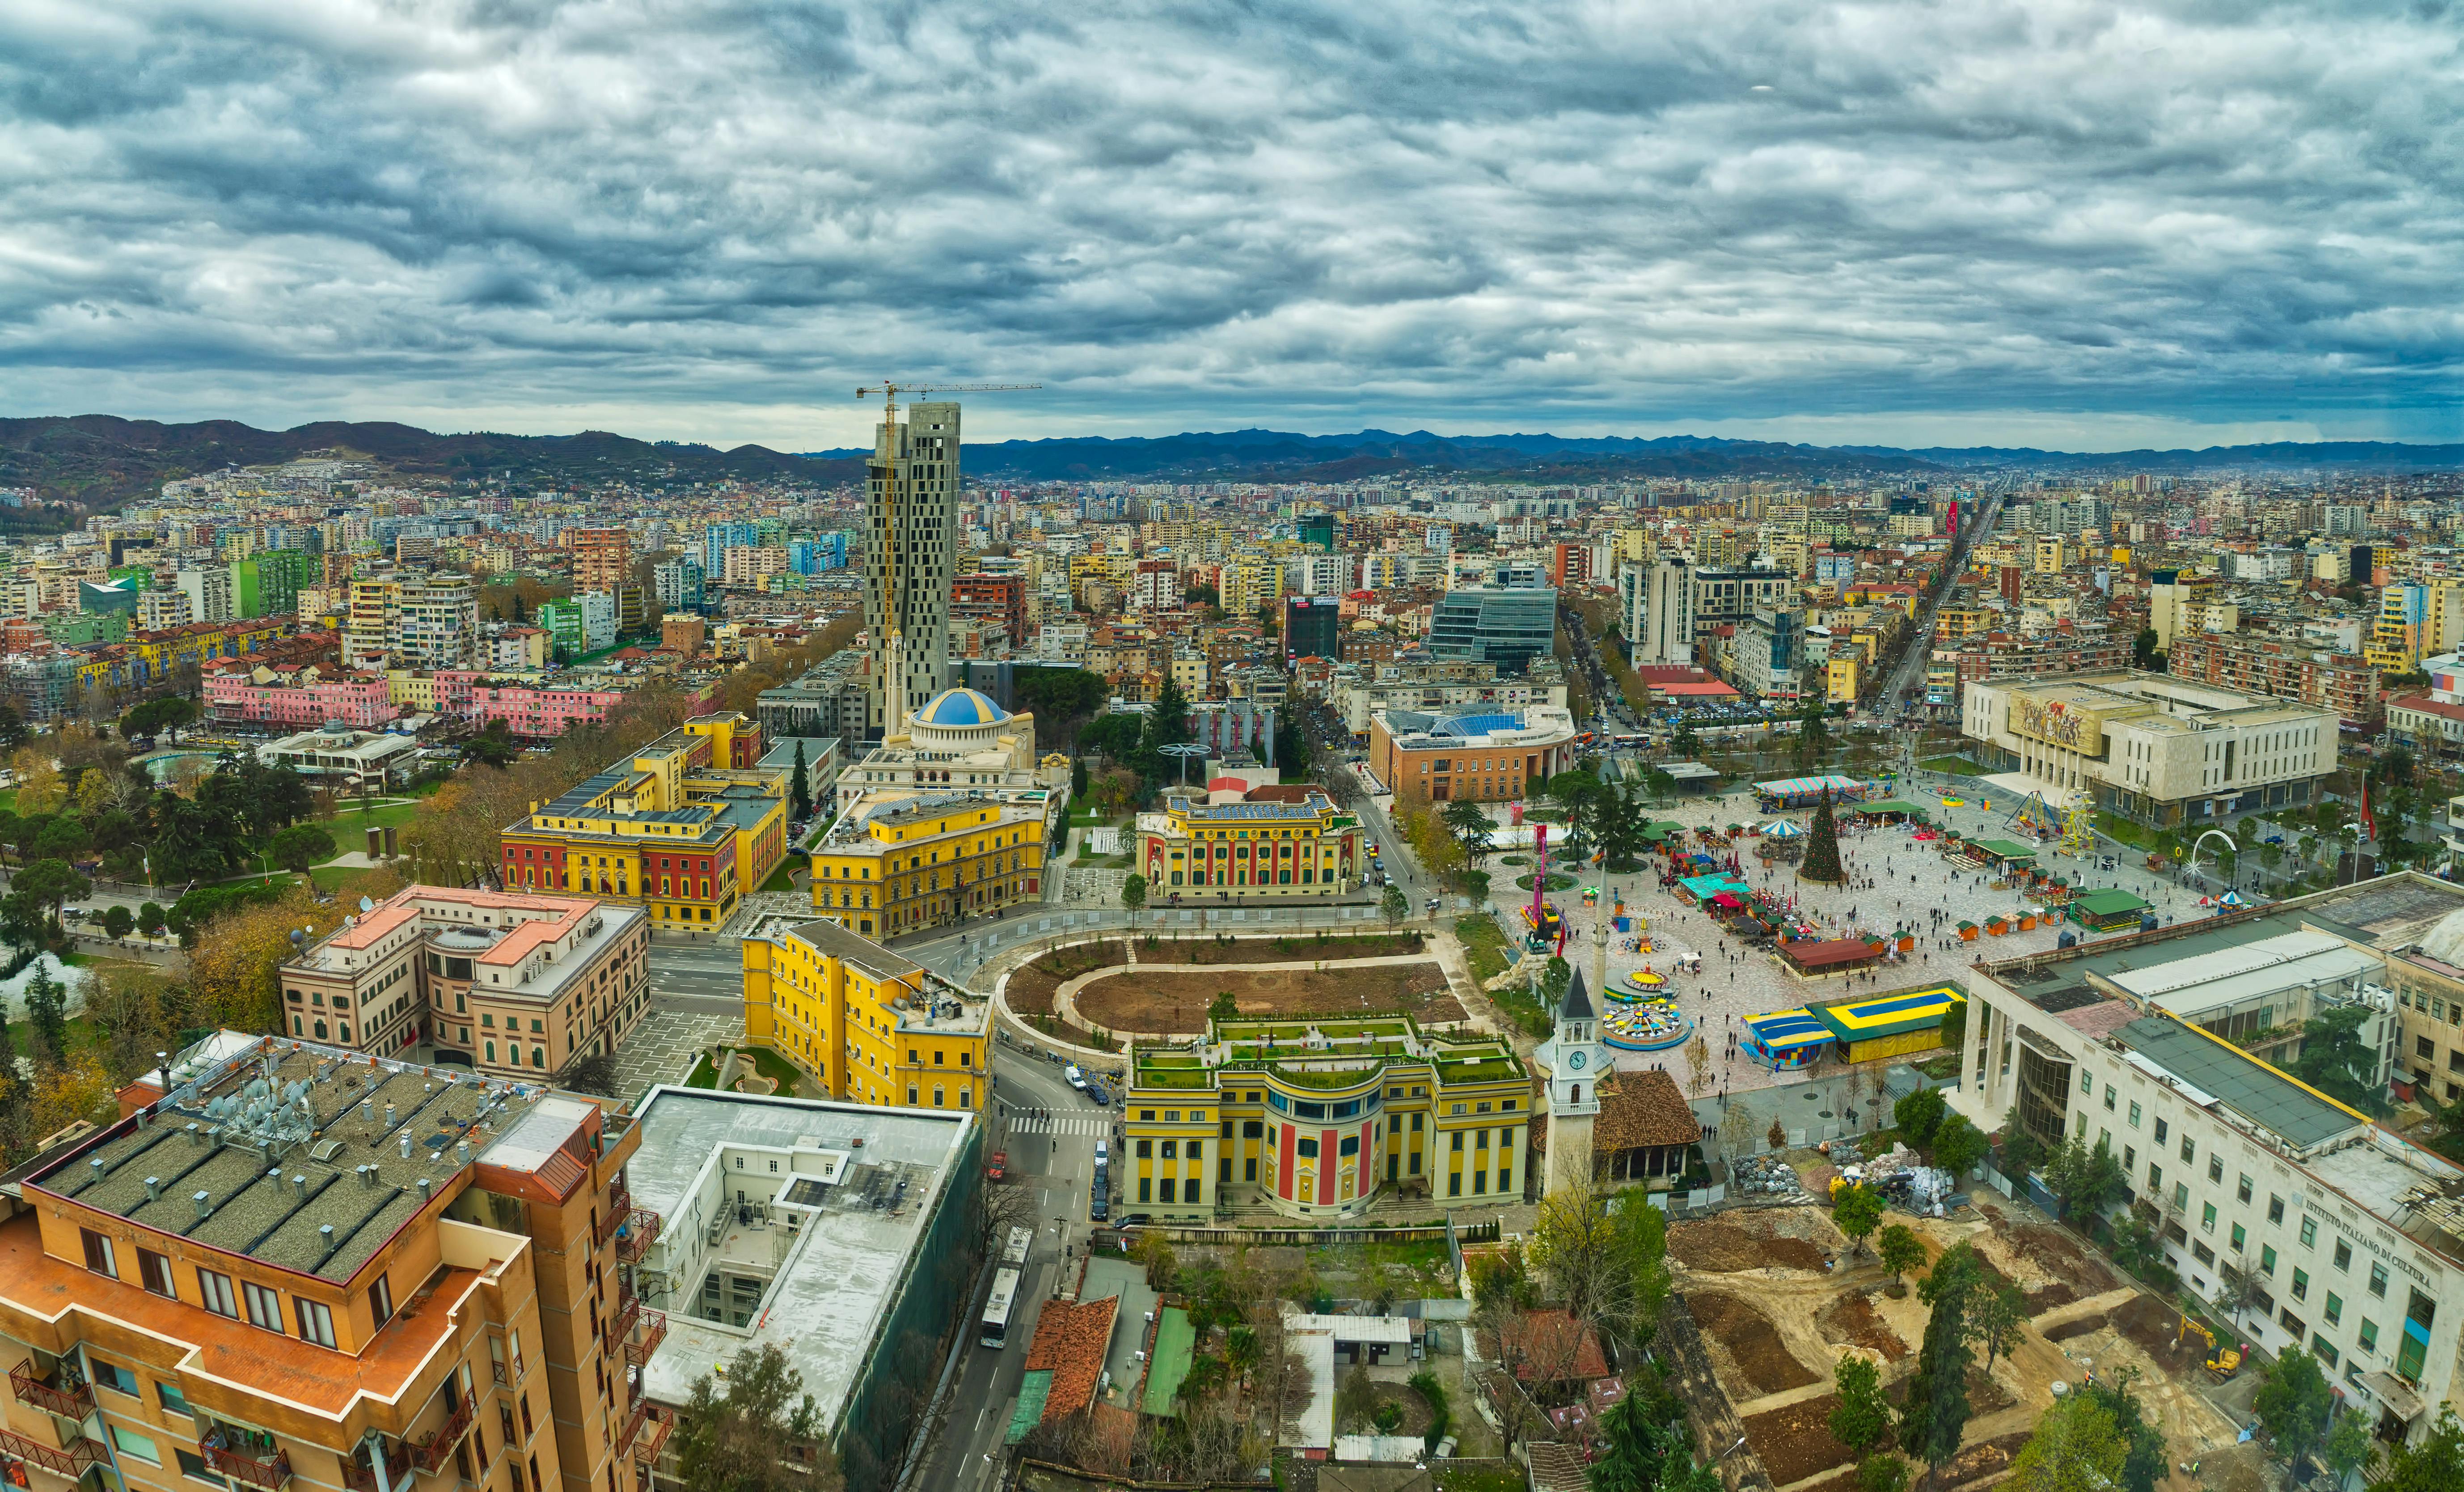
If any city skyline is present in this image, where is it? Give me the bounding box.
[2,2,2458,452]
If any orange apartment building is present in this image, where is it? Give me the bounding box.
[0,1032,668,1492]
[568,531,631,594]
[279,887,650,1076]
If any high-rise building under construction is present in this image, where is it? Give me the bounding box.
[866,400,958,734]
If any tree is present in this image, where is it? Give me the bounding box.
[1930,1113,1986,1176]
[1121,872,1147,912]
[1589,1380,1722,1492]
[1900,1242,1982,1474]
[1892,1086,1947,1148]
[1794,700,1832,769]
[1672,718,1701,760]
[1683,1034,1712,1098]
[186,888,339,1033]
[267,823,337,873]
[1828,1352,1893,1456]
[1140,675,1194,787]
[788,739,811,821]
[672,1342,831,1492]
[1529,1183,1670,1358]
[1069,756,1090,801]
[1968,1281,2025,1372]
[2291,1001,2389,1114]
[1877,1224,1926,1286]
[1208,991,1239,1023]
[2253,1346,2335,1471]
[2078,1370,2168,1492]
[135,902,165,937]
[2003,1393,2128,1492]
[1833,1182,1883,1256]
[1858,1457,1910,1492]
[2042,1134,2125,1221]
[2325,1407,2375,1489]
[1545,769,1606,856]
[555,1052,622,1098]
[1336,1362,1377,1431]
[22,964,69,1070]
[1998,1108,2048,1184]
[1380,883,1407,927]
[1441,797,1494,865]
[3,859,90,947]
[463,720,520,767]
[1800,790,1845,883]
[2368,1406,2464,1492]
[2132,628,2162,672]
[101,905,133,939]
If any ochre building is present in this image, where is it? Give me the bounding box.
[741,916,990,1111]
[1133,788,1365,903]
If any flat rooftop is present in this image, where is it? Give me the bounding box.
[624,1088,975,1434]
[26,1033,597,1284]
[2112,1017,2358,1152]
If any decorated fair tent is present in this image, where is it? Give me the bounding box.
[1809,984,1967,1063]
[1740,1007,1833,1070]
[1754,774,1869,810]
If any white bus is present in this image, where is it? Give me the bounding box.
[980,1267,1022,1348]
[1001,1225,1033,1270]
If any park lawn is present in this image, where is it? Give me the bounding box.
[761,865,797,893]
[1918,755,1992,777]
[2094,812,2164,852]
[682,1053,718,1089]
[328,798,427,835]
[1454,915,1512,983]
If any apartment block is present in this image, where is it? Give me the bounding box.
[569,528,630,592]
[2167,632,2381,727]
[0,1032,651,1492]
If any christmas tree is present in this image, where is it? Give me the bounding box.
[1800,789,1846,884]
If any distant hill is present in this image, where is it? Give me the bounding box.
[0,415,864,509]
[8,414,2457,513]
[813,428,2464,481]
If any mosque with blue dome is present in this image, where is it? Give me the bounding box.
[831,685,1072,815]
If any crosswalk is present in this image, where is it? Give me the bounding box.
[1003,1115,1114,1137]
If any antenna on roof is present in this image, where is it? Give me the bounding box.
[359,897,376,913]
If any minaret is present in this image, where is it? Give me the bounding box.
[1590,910,1610,1006]
[1541,965,1604,1200]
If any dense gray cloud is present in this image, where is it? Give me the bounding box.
[1,0,2461,449]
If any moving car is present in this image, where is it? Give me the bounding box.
[987,1151,1007,1181]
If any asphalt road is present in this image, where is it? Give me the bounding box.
[913,1039,1115,1492]
[1876,485,2012,713]
[644,941,748,1007]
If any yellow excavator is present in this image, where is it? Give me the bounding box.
[2176,1314,2242,1378]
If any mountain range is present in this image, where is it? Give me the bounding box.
[3,414,2460,513]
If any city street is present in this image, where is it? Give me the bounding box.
[910,1038,1114,1492]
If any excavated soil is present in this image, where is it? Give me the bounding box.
[1074,961,1460,1032]
[1741,1393,1853,1486]
[2043,1313,2108,1344]
[2113,1292,2206,1369]
[1669,1219,1831,1273]
[1143,933,1425,965]
[1686,1292,1819,1396]
[1938,1429,2033,1488]
[1885,1366,2013,1416]
[2024,1280,2079,1315]
[1008,942,1130,1015]
[1815,1290,1908,1362]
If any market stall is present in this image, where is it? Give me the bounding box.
[1740,1007,1834,1070]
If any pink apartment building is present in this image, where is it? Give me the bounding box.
[431,671,626,738]
[203,671,398,728]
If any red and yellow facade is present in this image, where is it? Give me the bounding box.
[1134,790,1364,902]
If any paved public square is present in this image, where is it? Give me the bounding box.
[610,1006,747,1102]
[1511,781,2217,1102]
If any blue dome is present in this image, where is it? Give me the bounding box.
[920,687,1009,727]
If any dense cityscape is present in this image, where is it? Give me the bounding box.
[0,406,2451,1492]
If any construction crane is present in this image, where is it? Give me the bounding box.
[852,381,1040,736]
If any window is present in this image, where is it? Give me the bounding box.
[2293,1268,2309,1301]
[2173,1182,2189,1212]
[1340,1136,1360,1157]
[2261,1245,2278,1276]
[1160,1141,1177,1161]
[2333,1239,2352,1272]
[244,1281,285,1333]
[1451,1131,1463,1152]
[1448,1173,1461,1197]
[2193,1240,2215,1266]
[1297,1138,1320,1159]
[2312,1335,2339,1368]
[157,1382,190,1416]
[92,1360,138,1395]
[1136,1140,1152,1158]
[2154,1117,2169,1144]
[80,1228,117,1279]
[2237,1174,2253,1204]
[2181,1136,2196,1162]
[2268,1195,2285,1225]
[2369,1261,2388,1297]
[297,1298,337,1348]
[1187,1142,1203,1163]
[199,1269,237,1318]
[2300,1216,2317,1248]
[2359,1318,2379,1353]
[2325,1292,2343,1327]
[2231,1223,2246,1250]
[110,1427,160,1466]
[2124,1146,2137,1172]
[177,1450,219,1484]
[2208,1156,2223,1185]
[1243,1120,1262,1138]
[2281,1308,2306,1338]
[1138,1178,1151,1203]
[2104,1087,2117,1111]
[2128,1102,2142,1127]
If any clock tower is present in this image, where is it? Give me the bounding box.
[1538,964,1605,1200]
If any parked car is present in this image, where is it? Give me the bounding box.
[986,1151,1007,1181]
[1094,1140,1109,1164]
[1065,1065,1088,1090]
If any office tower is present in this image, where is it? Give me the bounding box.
[866,400,958,735]
[173,566,234,623]
[1429,587,1558,674]
[571,527,631,591]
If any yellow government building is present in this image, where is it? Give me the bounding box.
[741,914,990,1109]
[1123,1014,1529,1221]
[1134,787,1367,903]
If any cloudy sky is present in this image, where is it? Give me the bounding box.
[2,0,2460,452]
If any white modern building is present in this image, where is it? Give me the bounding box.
[1950,876,2464,1445]
[1961,671,2336,827]
[259,723,423,790]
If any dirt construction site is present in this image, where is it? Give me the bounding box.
[1669,1195,2281,1492]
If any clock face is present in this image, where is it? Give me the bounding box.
[1568,1050,1587,1071]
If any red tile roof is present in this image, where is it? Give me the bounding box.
[1492,1309,1609,1382]
[1024,1294,1119,1422]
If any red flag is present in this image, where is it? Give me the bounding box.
[2361,779,2375,842]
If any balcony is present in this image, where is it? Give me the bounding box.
[617,1397,649,1456]
[338,1441,402,1492]
[9,1360,91,1419]
[200,1437,292,1491]
[608,1291,640,1350]
[403,1393,476,1474]
[616,1208,663,1264]
[0,1426,106,1479]
[626,1310,668,1369]
[631,1406,674,1469]
[596,1183,633,1248]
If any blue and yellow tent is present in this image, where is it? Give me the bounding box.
[1741,1008,1833,1070]
[1810,984,1966,1064]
